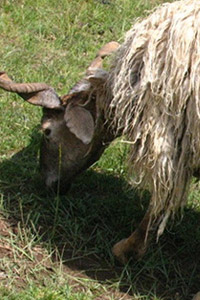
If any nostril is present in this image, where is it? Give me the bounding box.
[45,179,72,195]
[44,128,51,136]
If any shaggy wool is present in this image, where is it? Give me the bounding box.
[97,0,200,236]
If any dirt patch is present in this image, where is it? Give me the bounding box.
[0,215,134,299]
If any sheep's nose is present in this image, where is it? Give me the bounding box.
[47,180,72,195]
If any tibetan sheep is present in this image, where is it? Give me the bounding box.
[0,0,200,263]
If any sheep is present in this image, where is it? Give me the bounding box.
[193,292,200,300]
[0,0,200,264]
[97,0,200,261]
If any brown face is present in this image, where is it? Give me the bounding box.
[0,70,108,194]
[39,107,95,193]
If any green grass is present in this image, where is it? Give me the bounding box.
[0,0,200,299]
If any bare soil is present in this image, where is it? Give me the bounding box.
[0,214,134,299]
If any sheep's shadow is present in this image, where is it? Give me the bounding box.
[0,128,200,300]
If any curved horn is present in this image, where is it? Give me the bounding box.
[97,41,120,58]
[0,71,62,109]
[0,78,49,93]
[0,71,13,82]
[87,41,120,73]
[87,56,103,71]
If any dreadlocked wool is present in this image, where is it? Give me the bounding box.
[97,0,200,236]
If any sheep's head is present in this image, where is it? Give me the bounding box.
[39,82,107,193]
[0,42,119,193]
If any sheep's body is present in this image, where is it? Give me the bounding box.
[97,0,200,235]
[1,0,199,264]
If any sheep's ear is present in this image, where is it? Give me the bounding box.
[68,79,91,94]
[64,105,94,144]
[87,69,108,85]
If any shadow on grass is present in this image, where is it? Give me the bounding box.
[0,128,200,300]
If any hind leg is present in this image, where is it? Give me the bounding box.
[112,209,153,264]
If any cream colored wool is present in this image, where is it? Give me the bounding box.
[97,0,200,236]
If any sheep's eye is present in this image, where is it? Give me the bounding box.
[44,128,51,136]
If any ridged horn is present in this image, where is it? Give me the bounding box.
[0,71,62,109]
[0,71,13,82]
[87,41,120,73]
[97,41,120,58]
[0,77,49,93]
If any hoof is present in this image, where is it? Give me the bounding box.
[112,238,130,264]
[112,233,147,264]
[193,292,200,300]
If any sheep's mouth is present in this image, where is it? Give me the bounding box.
[46,178,72,195]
